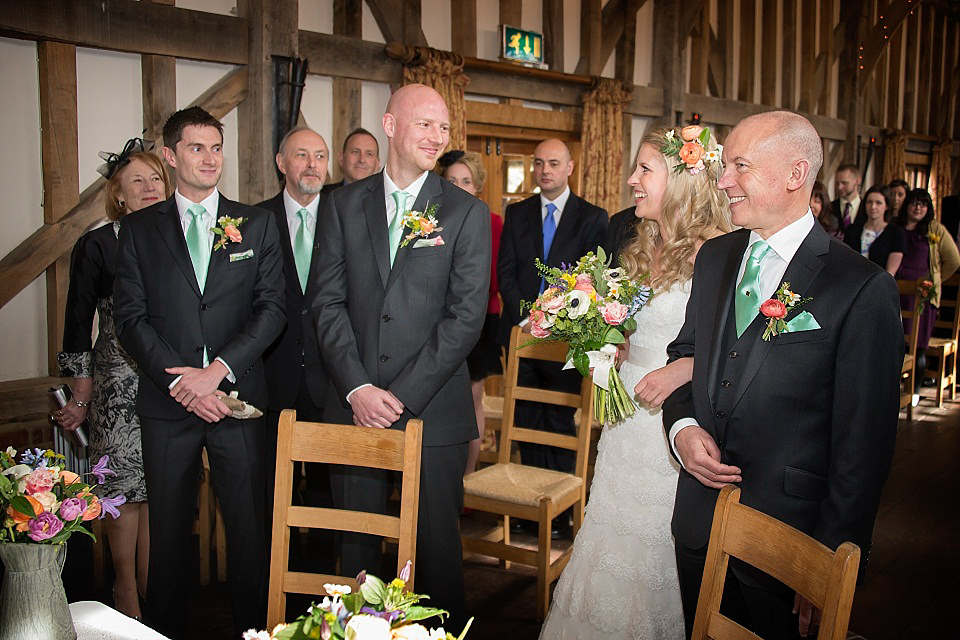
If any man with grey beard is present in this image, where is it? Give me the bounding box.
[258,126,334,572]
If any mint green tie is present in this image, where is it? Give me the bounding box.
[186,204,210,292]
[389,190,410,266]
[293,208,312,293]
[735,240,772,337]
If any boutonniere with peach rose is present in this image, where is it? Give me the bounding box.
[760,282,813,341]
[212,215,246,251]
[399,203,443,248]
[661,125,723,175]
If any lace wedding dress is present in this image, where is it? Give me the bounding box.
[539,283,688,640]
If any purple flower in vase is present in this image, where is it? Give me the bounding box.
[98,494,127,519]
[59,497,87,522]
[90,456,116,484]
[28,512,64,541]
[359,607,402,624]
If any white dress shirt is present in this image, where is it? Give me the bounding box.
[839,195,861,225]
[668,210,816,461]
[282,188,320,246]
[540,186,571,224]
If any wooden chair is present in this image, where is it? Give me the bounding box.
[924,273,960,407]
[692,486,861,640]
[266,410,423,628]
[461,325,595,621]
[897,278,923,421]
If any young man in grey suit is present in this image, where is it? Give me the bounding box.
[313,84,491,630]
[663,111,901,639]
[114,107,286,639]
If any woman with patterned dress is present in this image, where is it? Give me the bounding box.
[56,140,171,618]
[539,126,731,639]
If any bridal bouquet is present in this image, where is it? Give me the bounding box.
[1,447,125,543]
[523,248,653,424]
[244,562,471,640]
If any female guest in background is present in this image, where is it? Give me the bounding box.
[56,139,171,619]
[810,180,841,236]
[889,179,910,219]
[437,150,503,475]
[843,185,905,276]
[540,126,730,640]
[896,188,960,381]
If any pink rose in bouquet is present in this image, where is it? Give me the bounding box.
[25,468,55,495]
[600,301,629,325]
[529,310,552,338]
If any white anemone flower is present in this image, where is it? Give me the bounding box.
[345,614,392,640]
[323,583,352,598]
[565,290,591,319]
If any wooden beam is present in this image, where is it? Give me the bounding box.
[542,0,564,72]
[0,0,245,65]
[299,31,402,84]
[331,0,364,184]
[465,100,580,132]
[575,0,602,76]
[38,41,79,376]
[781,0,797,109]
[0,68,248,312]
[886,16,904,128]
[615,0,641,85]
[817,0,835,114]
[689,1,710,94]
[916,5,933,133]
[684,94,849,141]
[237,0,299,204]
[861,0,923,81]
[500,0,521,27]
[760,0,778,106]
[720,0,736,100]
[652,0,684,125]
[738,0,756,103]
[366,0,426,45]
[837,0,867,162]
[798,0,817,112]
[451,0,477,58]
[597,0,626,74]
[402,0,424,47]
[902,6,920,131]
[929,9,945,136]
[142,0,177,146]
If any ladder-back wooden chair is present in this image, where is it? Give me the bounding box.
[461,325,594,621]
[266,411,423,628]
[692,486,861,640]
[897,278,923,421]
[924,273,960,407]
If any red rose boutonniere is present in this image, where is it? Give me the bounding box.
[760,282,812,341]
[212,215,245,251]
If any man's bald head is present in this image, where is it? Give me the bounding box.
[382,83,451,187]
[533,138,574,200]
[738,111,823,188]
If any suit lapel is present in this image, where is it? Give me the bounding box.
[728,224,828,412]
[548,195,584,263]
[303,192,326,299]
[271,197,306,302]
[386,173,445,291]
[156,196,202,298]
[362,174,390,287]
[707,231,750,406]
[204,193,232,288]
[523,197,544,262]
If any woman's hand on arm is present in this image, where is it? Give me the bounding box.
[634,357,694,407]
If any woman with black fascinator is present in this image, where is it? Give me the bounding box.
[55,138,171,619]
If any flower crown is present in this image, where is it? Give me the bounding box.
[660,125,722,175]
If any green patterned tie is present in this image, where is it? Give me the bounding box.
[293,208,312,293]
[734,240,772,337]
[186,204,210,292]
[389,190,410,267]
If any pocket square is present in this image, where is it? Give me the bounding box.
[785,311,820,333]
[229,249,254,262]
[413,236,444,248]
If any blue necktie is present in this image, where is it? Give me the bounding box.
[540,203,558,293]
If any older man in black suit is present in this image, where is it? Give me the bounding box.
[313,84,490,630]
[114,107,285,638]
[663,111,901,639]
[497,139,607,493]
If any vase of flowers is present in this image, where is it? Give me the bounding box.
[1,447,126,640]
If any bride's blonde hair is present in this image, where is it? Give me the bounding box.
[621,127,732,291]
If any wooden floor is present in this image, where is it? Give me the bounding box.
[86,388,959,639]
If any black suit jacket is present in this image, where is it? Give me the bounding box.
[497,192,608,345]
[842,221,906,272]
[114,194,286,419]
[258,192,329,411]
[603,206,640,267]
[320,180,346,196]
[313,171,491,446]
[663,223,901,573]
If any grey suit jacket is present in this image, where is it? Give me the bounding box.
[312,171,491,446]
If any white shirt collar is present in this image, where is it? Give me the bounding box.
[175,189,219,218]
[282,188,320,219]
[748,209,815,264]
[540,186,571,221]
[384,169,430,205]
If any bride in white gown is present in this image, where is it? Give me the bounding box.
[540,126,730,640]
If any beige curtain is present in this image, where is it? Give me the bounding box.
[930,139,954,220]
[401,49,469,152]
[882,131,908,185]
[581,79,631,215]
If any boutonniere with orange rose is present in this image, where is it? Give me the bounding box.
[1,447,125,543]
[212,215,246,251]
[760,282,813,341]
[661,125,723,175]
[399,203,443,248]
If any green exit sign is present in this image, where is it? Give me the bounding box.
[502,25,546,69]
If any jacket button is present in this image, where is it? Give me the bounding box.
[717,439,724,447]
[301,309,308,316]
[382,315,391,322]
[729,351,738,358]
[380,355,389,362]
[721,379,731,388]
[195,346,203,353]
[200,304,208,311]
[715,410,725,419]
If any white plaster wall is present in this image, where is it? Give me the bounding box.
[361,81,392,162]
[176,0,236,16]
[363,2,386,43]
[635,0,654,87]
[476,1,500,61]
[300,0,334,33]
[564,0,581,74]
[423,0,452,52]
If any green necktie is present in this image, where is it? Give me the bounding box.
[186,204,210,292]
[734,240,772,337]
[293,208,312,293]
[389,190,410,267]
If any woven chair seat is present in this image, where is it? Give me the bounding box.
[464,462,583,507]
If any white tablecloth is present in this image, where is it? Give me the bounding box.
[69,601,170,640]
